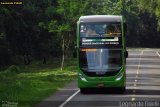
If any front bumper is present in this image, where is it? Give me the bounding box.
[77,69,126,88]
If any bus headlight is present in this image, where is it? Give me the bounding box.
[78,73,87,82]
[116,72,124,81]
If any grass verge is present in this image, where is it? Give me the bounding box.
[0,58,77,107]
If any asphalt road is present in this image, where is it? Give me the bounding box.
[37,50,160,107]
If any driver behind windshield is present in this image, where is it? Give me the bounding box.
[86,25,97,36]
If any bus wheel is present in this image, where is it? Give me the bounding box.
[119,87,126,93]
[80,88,88,94]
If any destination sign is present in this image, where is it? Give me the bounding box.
[80,37,121,46]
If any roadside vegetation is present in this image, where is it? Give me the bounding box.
[1,0,160,69]
[0,58,77,107]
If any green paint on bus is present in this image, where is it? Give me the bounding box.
[77,15,128,93]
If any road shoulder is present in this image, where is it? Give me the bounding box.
[36,80,78,107]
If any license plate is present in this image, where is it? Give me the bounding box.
[97,83,104,87]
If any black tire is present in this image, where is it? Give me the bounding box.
[119,87,126,93]
[80,88,88,94]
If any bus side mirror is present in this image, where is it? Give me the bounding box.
[73,46,77,58]
[125,51,128,58]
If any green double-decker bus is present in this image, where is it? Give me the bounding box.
[76,15,128,93]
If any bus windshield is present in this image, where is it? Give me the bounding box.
[80,23,121,37]
[79,48,122,74]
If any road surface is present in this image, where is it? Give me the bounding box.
[37,50,160,107]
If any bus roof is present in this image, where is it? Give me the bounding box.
[79,15,122,23]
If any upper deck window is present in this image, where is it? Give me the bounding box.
[80,23,121,37]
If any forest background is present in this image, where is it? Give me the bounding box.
[0,0,160,67]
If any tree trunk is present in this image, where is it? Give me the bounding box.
[23,53,31,65]
[61,37,65,70]
[43,56,46,64]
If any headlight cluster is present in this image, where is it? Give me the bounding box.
[116,72,124,81]
[78,73,87,82]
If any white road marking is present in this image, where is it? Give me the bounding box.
[156,51,160,57]
[136,71,139,74]
[134,51,143,86]
[59,89,80,107]
[137,51,143,74]
[131,97,135,101]
[132,51,143,102]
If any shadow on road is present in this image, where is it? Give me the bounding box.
[80,88,160,95]
[80,88,125,94]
